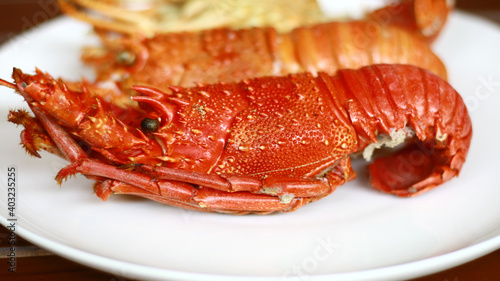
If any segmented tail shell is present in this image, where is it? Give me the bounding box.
[330,64,471,196]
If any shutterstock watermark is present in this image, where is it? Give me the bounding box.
[378,141,437,191]
[464,74,500,112]
[282,235,339,280]
[349,1,405,49]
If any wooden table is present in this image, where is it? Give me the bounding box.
[1,1,499,280]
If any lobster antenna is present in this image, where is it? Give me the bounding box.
[0,78,16,89]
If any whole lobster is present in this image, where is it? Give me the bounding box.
[60,0,452,105]
[1,64,471,214]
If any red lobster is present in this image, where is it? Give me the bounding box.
[64,0,452,105]
[1,64,471,214]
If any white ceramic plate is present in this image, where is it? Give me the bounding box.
[1,3,500,281]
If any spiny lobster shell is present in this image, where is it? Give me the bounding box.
[1,64,471,214]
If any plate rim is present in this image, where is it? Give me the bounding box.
[2,216,499,281]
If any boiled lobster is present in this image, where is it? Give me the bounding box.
[1,64,471,214]
[60,0,452,104]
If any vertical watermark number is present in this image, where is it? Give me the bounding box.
[6,166,17,273]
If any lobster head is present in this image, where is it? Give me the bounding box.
[83,30,203,90]
[8,68,247,172]
[130,80,253,173]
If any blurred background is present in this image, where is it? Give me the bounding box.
[0,0,499,280]
[0,0,499,44]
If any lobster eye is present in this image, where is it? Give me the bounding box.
[115,50,136,66]
[141,118,160,133]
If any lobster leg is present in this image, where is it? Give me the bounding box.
[7,109,65,159]
[95,179,304,214]
[134,157,354,198]
[57,155,354,212]
[0,71,88,163]
[95,180,301,214]
[59,159,306,213]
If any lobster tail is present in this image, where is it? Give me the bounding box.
[327,64,471,196]
[369,0,453,43]
[284,20,447,79]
